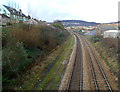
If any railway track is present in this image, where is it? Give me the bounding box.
[84,41,99,91]
[66,33,113,91]
[80,35,112,91]
[68,34,83,90]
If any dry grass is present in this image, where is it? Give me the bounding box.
[102,38,118,49]
[93,38,119,77]
[88,35,119,77]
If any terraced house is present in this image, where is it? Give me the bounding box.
[0,5,29,25]
[0,5,10,25]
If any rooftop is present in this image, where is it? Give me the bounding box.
[105,30,119,33]
[3,5,28,17]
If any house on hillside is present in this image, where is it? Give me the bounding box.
[0,5,42,25]
[0,5,10,25]
[0,5,29,25]
[3,5,29,23]
[103,30,119,38]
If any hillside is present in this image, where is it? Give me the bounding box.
[61,20,100,27]
[98,23,118,31]
[2,22,70,90]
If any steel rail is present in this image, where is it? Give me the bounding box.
[82,37,99,91]
[67,33,83,91]
[82,36,112,92]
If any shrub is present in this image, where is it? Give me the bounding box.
[2,42,31,89]
[6,22,12,26]
[102,38,118,48]
[90,35,103,43]
[51,21,64,29]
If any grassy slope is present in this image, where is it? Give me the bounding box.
[18,34,74,90]
[36,34,74,90]
[85,35,118,77]
[93,42,118,76]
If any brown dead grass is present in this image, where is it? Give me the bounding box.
[102,38,118,48]
[93,38,119,76]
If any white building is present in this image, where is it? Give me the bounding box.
[103,30,119,38]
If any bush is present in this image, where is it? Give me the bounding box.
[6,22,12,26]
[2,42,32,89]
[102,38,118,48]
[51,21,64,29]
[90,35,103,43]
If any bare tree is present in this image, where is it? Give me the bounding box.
[5,0,19,10]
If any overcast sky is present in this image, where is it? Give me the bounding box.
[0,0,119,23]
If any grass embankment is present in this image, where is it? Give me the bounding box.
[18,36,74,90]
[85,35,119,78]
[2,22,70,90]
[37,35,74,90]
[19,33,74,90]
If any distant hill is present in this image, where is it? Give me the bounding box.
[108,21,119,24]
[60,20,100,27]
[98,23,118,31]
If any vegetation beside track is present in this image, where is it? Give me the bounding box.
[85,35,119,79]
[2,22,70,90]
[35,34,74,90]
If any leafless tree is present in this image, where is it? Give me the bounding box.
[5,0,19,10]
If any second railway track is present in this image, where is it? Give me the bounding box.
[68,33,83,90]
[80,35,112,91]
